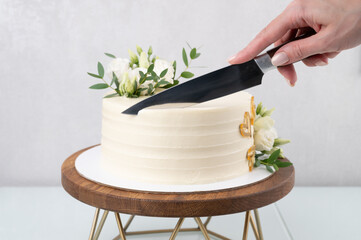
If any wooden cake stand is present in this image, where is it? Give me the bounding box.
[61,145,295,240]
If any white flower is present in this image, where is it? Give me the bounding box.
[139,52,150,69]
[254,127,278,151]
[106,58,130,81]
[128,68,148,95]
[154,59,175,85]
[120,72,137,96]
[254,116,274,132]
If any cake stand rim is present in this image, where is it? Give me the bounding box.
[61,144,295,217]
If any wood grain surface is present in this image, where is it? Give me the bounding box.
[61,145,295,217]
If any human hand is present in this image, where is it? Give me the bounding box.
[228,0,361,86]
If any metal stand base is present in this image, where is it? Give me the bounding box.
[88,208,263,240]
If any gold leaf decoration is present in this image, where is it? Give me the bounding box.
[239,112,252,137]
[247,145,256,171]
[250,96,256,125]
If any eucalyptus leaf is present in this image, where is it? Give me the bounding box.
[190,48,197,59]
[89,83,108,89]
[97,62,104,78]
[267,149,281,164]
[275,161,293,168]
[104,93,119,98]
[194,53,201,59]
[145,76,153,81]
[266,165,274,173]
[182,48,188,67]
[147,64,154,73]
[147,84,154,95]
[113,72,120,88]
[181,71,194,78]
[105,53,116,58]
[139,71,145,79]
[172,61,177,76]
[273,164,279,171]
[160,68,168,78]
[87,72,102,79]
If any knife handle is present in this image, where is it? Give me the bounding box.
[254,30,316,73]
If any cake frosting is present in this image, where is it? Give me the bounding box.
[101,91,255,185]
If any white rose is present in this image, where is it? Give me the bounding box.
[254,116,275,132]
[154,59,175,85]
[254,127,278,151]
[106,58,130,80]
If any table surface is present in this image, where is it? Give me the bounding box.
[1,186,360,240]
[61,145,295,217]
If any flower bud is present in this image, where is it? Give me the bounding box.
[120,72,136,96]
[256,102,263,115]
[139,52,150,69]
[148,46,153,56]
[273,138,290,147]
[262,108,275,117]
[136,45,143,55]
[128,49,138,65]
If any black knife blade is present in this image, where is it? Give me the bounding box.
[122,32,315,115]
[122,60,263,115]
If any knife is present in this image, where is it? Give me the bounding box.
[123,32,314,115]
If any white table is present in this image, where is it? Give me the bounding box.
[0,187,360,239]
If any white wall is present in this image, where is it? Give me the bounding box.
[1,0,360,186]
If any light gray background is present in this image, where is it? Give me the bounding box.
[0,0,360,186]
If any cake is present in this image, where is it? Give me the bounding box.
[100,91,256,185]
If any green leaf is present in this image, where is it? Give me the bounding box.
[190,48,197,59]
[256,102,263,115]
[147,84,154,95]
[87,72,102,79]
[145,76,153,81]
[273,164,279,171]
[182,48,188,67]
[172,61,177,76]
[181,71,194,78]
[105,53,116,58]
[254,159,261,167]
[89,83,108,89]
[194,53,201,59]
[266,165,274,173]
[273,138,291,147]
[147,64,154,73]
[267,149,281,164]
[155,79,171,88]
[97,62,104,78]
[275,161,293,168]
[139,71,145,79]
[112,72,120,88]
[160,68,168,78]
[104,93,119,98]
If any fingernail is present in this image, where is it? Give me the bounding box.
[272,52,289,66]
[286,78,293,87]
[315,60,328,66]
[228,55,236,63]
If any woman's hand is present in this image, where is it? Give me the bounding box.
[228,0,361,86]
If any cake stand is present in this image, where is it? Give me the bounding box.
[61,145,295,240]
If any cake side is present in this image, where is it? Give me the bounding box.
[100,91,254,185]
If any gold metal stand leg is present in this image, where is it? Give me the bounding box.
[194,217,211,240]
[254,209,264,240]
[250,214,260,240]
[169,218,185,240]
[242,211,251,240]
[88,208,100,240]
[124,215,135,232]
[203,216,212,228]
[114,213,126,240]
[94,210,109,240]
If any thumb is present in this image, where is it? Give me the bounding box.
[271,33,328,66]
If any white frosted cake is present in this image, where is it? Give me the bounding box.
[100,91,256,185]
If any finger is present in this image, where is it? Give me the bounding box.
[325,51,340,58]
[277,64,297,87]
[271,31,328,66]
[301,54,329,67]
[274,29,298,47]
[229,7,310,64]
